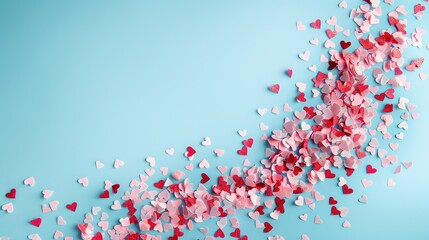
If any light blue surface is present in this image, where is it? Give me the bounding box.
[0,0,429,239]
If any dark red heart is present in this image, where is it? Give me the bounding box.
[342,184,353,194]
[331,206,341,215]
[5,188,16,199]
[366,164,377,174]
[345,168,355,176]
[66,202,77,212]
[99,190,109,198]
[112,184,120,194]
[200,173,210,184]
[325,169,336,178]
[239,236,248,240]
[329,197,338,205]
[255,205,264,215]
[340,41,351,49]
[263,222,273,233]
[30,218,42,227]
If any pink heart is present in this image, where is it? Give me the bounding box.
[1,203,14,213]
[24,176,35,187]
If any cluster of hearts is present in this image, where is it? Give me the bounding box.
[2,0,427,240]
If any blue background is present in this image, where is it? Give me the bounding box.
[1,0,429,239]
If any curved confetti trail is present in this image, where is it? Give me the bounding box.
[1,1,427,240]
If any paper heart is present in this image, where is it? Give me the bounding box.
[113,159,125,168]
[160,167,169,176]
[111,200,122,210]
[49,200,59,211]
[24,176,35,187]
[185,164,193,171]
[361,179,373,188]
[302,234,310,240]
[339,0,347,8]
[299,50,310,61]
[172,171,185,180]
[358,195,368,204]
[28,234,42,240]
[238,129,247,137]
[299,213,308,221]
[199,159,210,168]
[77,177,89,187]
[146,157,156,167]
[42,204,51,213]
[92,206,101,215]
[165,148,175,156]
[296,21,306,30]
[324,39,336,48]
[214,149,225,157]
[2,203,13,213]
[271,106,279,114]
[310,38,319,45]
[263,222,273,233]
[57,216,66,225]
[342,220,351,228]
[257,108,268,116]
[201,137,212,146]
[54,230,63,239]
[294,196,304,206]
[95,160,104,169]
[314,215,323,224]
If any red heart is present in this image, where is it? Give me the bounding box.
[153,180,165,189]
[92,232,103,240]
[287,69,293,78]
[269,84,280,94]
[340,41,351,49]
[5,188,16,199]
[112,184,120,194]
[239,236,248,240]
[200,173,210,184]
[66,202,77,212]
[414,3,426,14]
[342,184,353,194]
[99,190,109,199]
[30,218,42,227]
[129,215,138,224]
[345,168,354,176]
[174,227,184,237]
[326,29,337,39]
[214,228,225,238]
[255,205,264,215]
[329,197,338,205]
[296,93,306,102]
[186,146,196,157]
[126,233,139,240]
[355,148,367,159]
[384,88,394,99]
[263,222,273,233]
[310,19,321,29]
[328,61,338,70]
[366,164,377,174]
[243,138,254,148]
[374,93,386,101]
[237,146,248,156]
[230,228,241,238]
[274,197,285,214]
[395,67,403,75]
[383,104,393,113]
[331,206,341,215]
[388,16,399,25]
[324,169,336,178]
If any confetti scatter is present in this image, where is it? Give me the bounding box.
[1,1,426,239]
